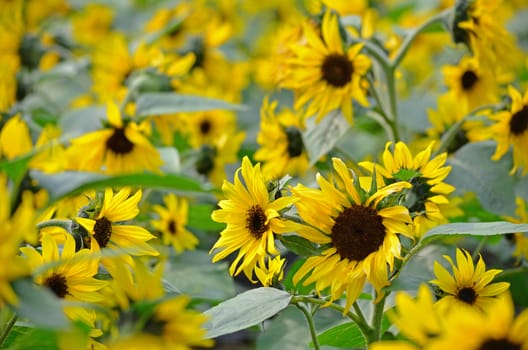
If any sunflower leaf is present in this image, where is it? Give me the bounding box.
[135,92,247,118]
[421,222,528,245]
[278,235,325,257]
[202,287,292,339]
[303,111,350,165]
[31,170,206,204]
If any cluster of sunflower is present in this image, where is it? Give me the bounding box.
[1,0,528,349]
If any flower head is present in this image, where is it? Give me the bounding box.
[210,156,297,284]
[430,248,510,313]
[292,157,412,311]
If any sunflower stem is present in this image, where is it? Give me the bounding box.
[36,219,73,232]
[390,9,451,69]
[471,237,488,262]
[295,303,320,350]
[352,302,368,326]
[370,294,387,341]
[290,296,373,343]
[0,313,17,347]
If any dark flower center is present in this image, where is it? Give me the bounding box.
[285,126,304,158]
[168,219,177,235]
[461,70,478,91]
[44,273,69,298]
[321,54,354,88]
[478,338,521,350]
[457,286,477,305]
[144,316,166,336]
[196,145,217,176]
[331,205,386,261]
[200,119,212,135]
[93,217,112,248]
[106,127,134,155]
[246,205,269,238]
[406,177,433,214]
[509,105,528,136]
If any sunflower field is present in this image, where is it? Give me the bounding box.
[1,0,528,349]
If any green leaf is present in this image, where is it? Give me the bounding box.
[135,92,247,117]
[303,111,350,165]
[187,204,224,231]
[421,222,528,245]
[31,170,205,204]
[163,250,235,301]
[495,267,528,308]
[0,153,33,189]
[278,235,324,257]
[317,322,366,348]
[203,287,292,339]
[447,141,516,215]
[283,258,315,295]
[12,279,69,330]
[1,326,59,350]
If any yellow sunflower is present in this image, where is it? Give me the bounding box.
[489,86,528,175]
[66,102,163,174]
[254,255,286,287]
[0,174,35,306]
[210,156,298,283]
[442,56,499,112]
[75,187,159,273]
[503,197,528,262]
[359,141,455,237]
[428,292,528,350]
[254,98,310,179]
[150,193,199,254]
[292,157,412,311]
[430,248,510,313]
[0,114,32,160]
[182,110,237,149]
[19,233,107,328]
[279,10,371,123]
[71,3,114,47]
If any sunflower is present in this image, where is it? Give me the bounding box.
[370,284,442,350]
[254,98,310,179]
[183,110,237,149]
[503,197,528,262]
[359,141,455,237]
[210,156,298,283]
[442,56,499,112]
[279,10,371,123]
[71,3,114,47]
[66,102,163,175]
[75,187,159,274]
[489,86,528,175]
[428,292,528,350]
[429,248,510,313]
[150,193,199,254]
[254,255,286,287]
[0,174,35,306]
[19,233,107,328]
[292,157,412,311]
[0,114,32,160]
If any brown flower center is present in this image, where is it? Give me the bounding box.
[44,273,69,298]
[106,127,134,154]
[321,54,353,88]
[246,205,269,238]
[331,205,386,261]
[200,119,212,136]
[509,105,528,136]
[285,126,304,158]
[478,338,521,350]
[93,217,112,248]
[168,219,177,235]
[461,70,478,91]
[457,286,477,305]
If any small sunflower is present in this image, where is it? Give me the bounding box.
[442,56,498,112]
[183,110,237,149]
[430,248,510,313]
[254,255,286,287]
[66,102,163,175]
[428,292,528,350]
[75,187,159,272]
[489,86,528,175]
[19,233,107,328]
[210,156,298,283]
[292,157,412,311]
[359,141,455,237]
[254,98,309,179]
[279,10,371,123]
[150,193,199,254]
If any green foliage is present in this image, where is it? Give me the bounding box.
[421,222,528,245]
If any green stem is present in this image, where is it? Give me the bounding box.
[365,110,395,143]
[472,237,488,261]
[295,303,320,350]
[291,296,373,342]
[390,9,451,69]
[36,219,72,232]
[352,302,368,326]
[0,313,17,346]
[371,295,387,341]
